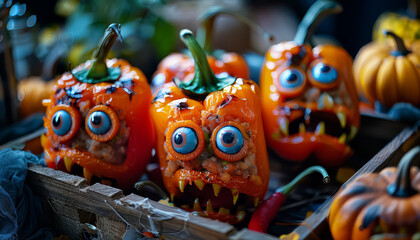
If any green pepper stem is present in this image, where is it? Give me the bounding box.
[384,30,411,56]
[87,23,123,79]
[293,0,342,46]
[408,0,420,19]
[387,146,420,197]
[276,166,330,196]
[179,29,218,89]
[196,7,274,52]
[134,181,169,200]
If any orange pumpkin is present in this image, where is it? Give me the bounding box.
[353,31,420,108]
[329,146,420,240]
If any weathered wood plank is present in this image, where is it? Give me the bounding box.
[229,229,278,240]
[26,166,236,240]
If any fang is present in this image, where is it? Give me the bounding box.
[193,198,201,211]
[83,168,94,184]
[338,133,347,144]
[279,118,289,136]
[212,184,221,197]
[206,199,214,212]
[349,125,358,140]
[179,180,186,193]
[231,189,239,205]
[336,112,346,128]
[194,180,205,191]
[299,123,306,134]
[64,157,74,172]
[318,92,334,110]
[315,121,325,135]
[218,208,230,215]
[254,197,260,207]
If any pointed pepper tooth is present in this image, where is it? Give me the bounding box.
[349,125,358,140]
[170,193,174,202]
[83,168,94,184]
[231,189,239,205]
[194,180,205,191]
[179,180,186,193]
[315,121,325,135]
[254,197,260,207]
[279,118,289,136]
[299,123,306,134]
[218,208,230,215]
[212,184,221,197]
[336,112,346,128]
[64,157,74,172]
[206,199,214,213]
[193,198,201,211]
[318,92,334,110]
[236,211,246,223]
[338,133,347,144]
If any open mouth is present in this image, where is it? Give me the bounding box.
[55,155,117,186]
[275,104,357,144]
[171,169,259,225]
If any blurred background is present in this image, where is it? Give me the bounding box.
[0,0,407,131]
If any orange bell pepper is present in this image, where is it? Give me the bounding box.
[150,29,269,224]
[151,9,251,90]
[260,1,360,166]
[42,24,154,190]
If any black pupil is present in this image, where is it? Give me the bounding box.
[223,132,235,144]
[320,65,331,73]
[52,114,61,127]
[286,73,298,82]
[174,133,183,145]
[91,114,102,126]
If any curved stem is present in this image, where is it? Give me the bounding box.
[134,181,169,200]
[408,0,420,19]
[197,7,273,52]
[180,29,217,87]
[387,146,420,197]
[276,166,330,196]
[384,30,411,56]
[87,23,123,79]
[293,0,342,46]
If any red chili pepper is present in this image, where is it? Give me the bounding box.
[248,166,329,233]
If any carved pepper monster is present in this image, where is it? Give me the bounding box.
[151,29,269,224]
[42,24,154,190]
[260,0,360,166]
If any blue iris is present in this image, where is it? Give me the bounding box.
[87,111,112,135]
[216,126,243,155]
[172,127,198,154]
[51,110,72,136]
[279,69,304,89]
[311,63,337,84]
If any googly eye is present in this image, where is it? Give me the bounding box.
[87,111,112,135]
[166,120,205,161]
[171,127,199,154]
[211,122,249,162]
[311,63,337,84]
[215,126,243,155]
[52,110,72,136]
[47,104,81,142]
[279,69,304,89]
[85,105,120,142]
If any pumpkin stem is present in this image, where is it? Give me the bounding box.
[387,146,420,197]
[196,7,273,53]
[276,166,330,196]
[384,30,411,56]
[174,29,236,100]
[293,0,342,46]
[87,23,123,79]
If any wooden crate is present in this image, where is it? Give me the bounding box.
[10,115,420,240]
